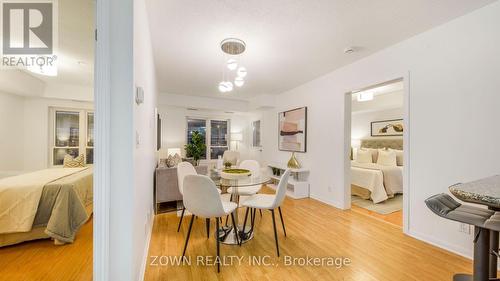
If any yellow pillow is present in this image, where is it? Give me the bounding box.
[63,154,85,168]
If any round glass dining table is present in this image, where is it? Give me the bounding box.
[208,169,271,245]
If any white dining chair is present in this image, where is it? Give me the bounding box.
[222,150,240,166]
[241,169,291,257]
[176,162,197,232]
[227,159,262,196]
[181,174,239,272]
[177,162,220,237]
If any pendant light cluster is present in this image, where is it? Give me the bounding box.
[218,38,247,93]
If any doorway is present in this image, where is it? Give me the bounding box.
[344,77,410,231]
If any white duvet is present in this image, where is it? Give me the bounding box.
[0,168,87,234]
[351,161,403,203]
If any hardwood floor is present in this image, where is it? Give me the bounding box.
[351,206,403,227]
[144,187,474,281]
[0,219,93,281]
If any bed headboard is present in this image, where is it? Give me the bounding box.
[360,138,403,150]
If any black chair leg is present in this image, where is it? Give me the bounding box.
[259,209,263,217]
[250,208,254,230]
[278,207,287,237]
[242,207,250,234]
[271,209,280,257]
[216,217,220,273]
[181,215,195,257]
[225,194,233,227]
[177,207,185,232]
[206,218,210,239]
[250,208,256,235]
[230,213,241,246]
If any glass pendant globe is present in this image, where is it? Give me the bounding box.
[237,66,247,78]
[234,77,244,87]
[226,59,238,70]
[225,81,234,92]
[218,81,228,92]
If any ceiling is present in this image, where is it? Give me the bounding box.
[146,0,496,100]
[33,0,94,86]
[0,0,94,95]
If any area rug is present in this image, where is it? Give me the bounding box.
[351,194,403,215]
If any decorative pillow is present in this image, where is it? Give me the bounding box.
[63,154,85,168]
[389,148,404,166]
[377,149,397,166]
[356,149,373,163]
[360,148,378,163]
[166,154,182,167]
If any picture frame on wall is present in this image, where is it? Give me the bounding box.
[278,107,307,152]
[371,119,404,137]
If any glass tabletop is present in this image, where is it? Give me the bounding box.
[208,169,271,187]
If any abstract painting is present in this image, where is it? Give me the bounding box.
[278,107,307,152]
[371,119,404,137]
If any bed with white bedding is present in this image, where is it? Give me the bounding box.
[0,167,93,247]
[351,139,403,203]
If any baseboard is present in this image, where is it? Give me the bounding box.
[309,194,344,210]
[138,209,155,281]
[407,229,471,260]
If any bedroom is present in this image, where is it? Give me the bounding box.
[349,79,404,226]
[0,0,95,280]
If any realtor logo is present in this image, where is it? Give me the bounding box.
[2,2,53,54]
[1,0,57,74]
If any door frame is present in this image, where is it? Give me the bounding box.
[343,73,411,234]
[93,0,111,279]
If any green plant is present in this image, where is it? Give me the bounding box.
[224,161,232,169]
[184,131,206,166]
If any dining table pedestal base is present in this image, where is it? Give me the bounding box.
[218,225,254,245]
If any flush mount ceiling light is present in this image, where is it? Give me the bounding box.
[219,38,247,93]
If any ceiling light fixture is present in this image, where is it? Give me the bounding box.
[219,38,247,93]
[234,76,244,87]
[227,59,238,70]
[236,67,247,78]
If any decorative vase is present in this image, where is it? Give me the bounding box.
[287,152,301,169]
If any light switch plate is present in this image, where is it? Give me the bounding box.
[135,87,144,105]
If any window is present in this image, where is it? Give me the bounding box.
[186,118,229,160]
[86,112,94,164]
[252,120,261,147]
[186,118,207,159]
[210,120,228,159]
[51,108,94,166]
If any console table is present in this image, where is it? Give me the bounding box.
[267,162,309,199]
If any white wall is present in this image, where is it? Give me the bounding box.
[133,0,157,280]
[351,108,403,140]
[0,91,93,174]
[258,1,500,259]
[0,92,25,172]
[23,97,93,171]
[158,105,258,162]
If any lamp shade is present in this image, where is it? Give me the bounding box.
[231,133,243,142]
[167,148,181,157]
